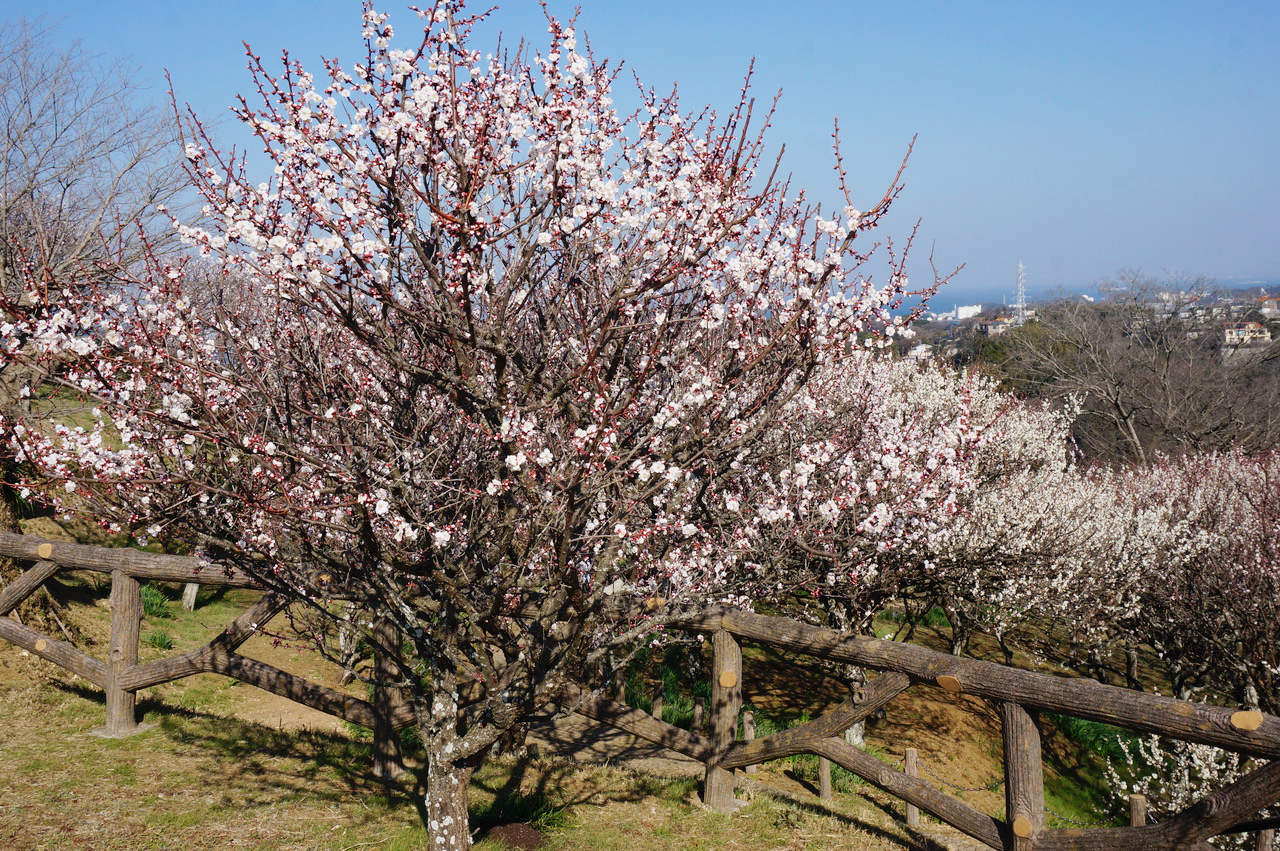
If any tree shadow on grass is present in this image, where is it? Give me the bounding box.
[47,678,416,825]
[743,778,954,851]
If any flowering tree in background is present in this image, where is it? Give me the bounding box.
[1123,451,1280,713]
[1106,736,1257,850]
[918,395,1160,668]
[741,355,983,636]
[0,18,187,631]
[0,3,959,846]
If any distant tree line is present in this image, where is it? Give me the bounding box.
[936,273,1280,465]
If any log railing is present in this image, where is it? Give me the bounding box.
[0,531,408,776]
[567,606,1280,851]
[3,533,1278,848]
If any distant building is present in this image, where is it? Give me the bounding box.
[1258,297,1280,318]
[906,343,933,362]
[926,304,985,322]
[981,317,1013,337]
[956,304,983,321]
[1223,321,1272,346]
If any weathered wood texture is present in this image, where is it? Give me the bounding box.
[561,683,715,762]
[811,736,1004,850]
[904,748,920,827]
[117,592,288,690]
[676,607,1280,760]
[1002,702,1044,850]
[101,570,142,736]
[0,560,59,615]
[0,530,256,586]
[703,629,743,811]
[1036,760,1280,850]
[1223,816,1280,835]
[0,551,417,736]
[205,650,396,729]
[720,671,910,770]
[3,535,1276,851]
[0,612,106,684]
[1129,794,1148,828]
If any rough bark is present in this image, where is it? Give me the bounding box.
[677,607,1280,760]
[424,757,475,851]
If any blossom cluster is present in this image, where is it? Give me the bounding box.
[0,3,950,792]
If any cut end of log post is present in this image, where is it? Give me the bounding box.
[936,674,963,694]
[37,543,52,560]
[34,638,47,652]
[1231,710,1264,731]
[1012,815,1034,838]
[718,670,738,689]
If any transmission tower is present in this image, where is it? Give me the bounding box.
[1013,261,1028,326]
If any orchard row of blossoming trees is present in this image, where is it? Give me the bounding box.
[0,3,1274,848]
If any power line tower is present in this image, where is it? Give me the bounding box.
[1013,261,1028,326]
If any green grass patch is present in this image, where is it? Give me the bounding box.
[1047,713,1137,761]
[144,630,175,650]
[140,583,173,619]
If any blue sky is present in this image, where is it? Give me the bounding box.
[10,0,1279,303]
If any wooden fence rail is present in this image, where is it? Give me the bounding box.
[0,531,408,777]
[567,607,1280,851]
[2,532,1277,849]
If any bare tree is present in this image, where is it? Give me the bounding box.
[1001,272,1280,464]
[0,19,185,294]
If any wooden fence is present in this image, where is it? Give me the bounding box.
[570,606,1280,851]
[0,531,409,778]
[1,531,1277,849]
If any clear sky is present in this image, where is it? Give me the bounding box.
[9,0,1279,303]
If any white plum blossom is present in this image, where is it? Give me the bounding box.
[0,4,947,848]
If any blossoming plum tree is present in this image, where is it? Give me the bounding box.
[1122,451,1280,713]
[0,3,967,846]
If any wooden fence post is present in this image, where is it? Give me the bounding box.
[651,683,664,722]
[372,617,404,782]
[1002,702,1044,850]
[1256,827,1274,851]
[613,666,627,705]
[98,569,142,737]
[905,748,920,826]
[703,629,742,811]
[692,696,705,735]
[742,710,757,774]
[181,582,199,612]
[819,756,833,801]
[1129,793,1148,827]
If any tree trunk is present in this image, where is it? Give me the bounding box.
[424,756,474,851]
[844,669,868,747]
[418,643,475,851]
